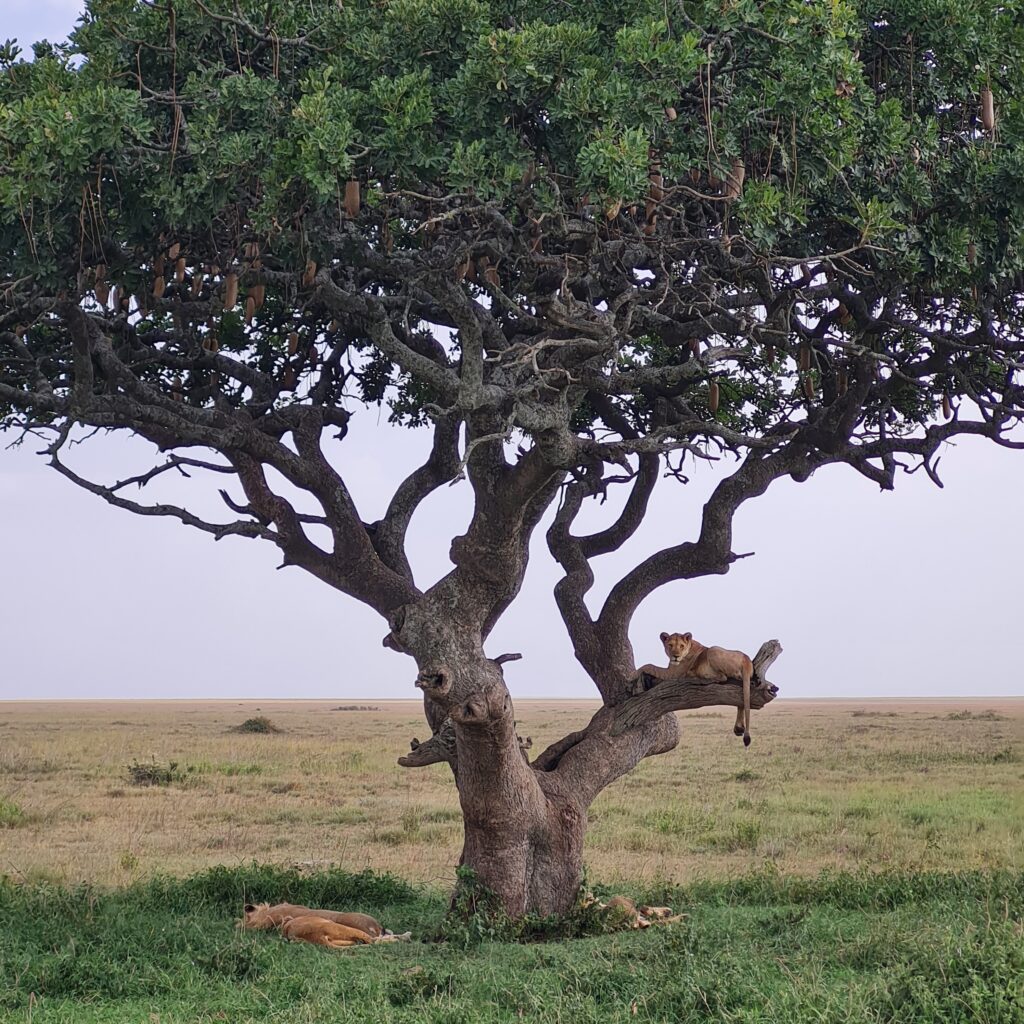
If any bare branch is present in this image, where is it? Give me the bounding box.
[48,448,274,543]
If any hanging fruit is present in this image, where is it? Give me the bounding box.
[167,242,180,261]
[287,331,299,355]
[799,344,811,371]
[302,259,317,288]
[664,106,677,121]
[344,179,361,217]
[245,296,256,325]
[708,380,720,414]
[724,158,745,200]
[981,86,995,132]
[152,276,166,300]
[282,364,297,390]
[942,394,952,420]
[803,374,815,400]
[175,258,186,283]
[95,279,110,307]
[223,272,239,310]
[251,284,266,310]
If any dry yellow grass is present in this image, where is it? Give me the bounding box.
[1,698,1022,888]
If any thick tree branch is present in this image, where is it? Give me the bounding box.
[370,413,462,581]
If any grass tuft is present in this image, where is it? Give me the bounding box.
[0,797,25,828]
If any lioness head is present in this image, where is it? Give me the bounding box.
[659,631,693,664]
[238,902,274,930]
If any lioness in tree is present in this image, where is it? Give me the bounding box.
[637,631,755,745]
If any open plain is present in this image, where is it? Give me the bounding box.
[2,698,1024,1023]
[2,697,1022,887]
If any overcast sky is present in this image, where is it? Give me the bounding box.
[2,3,1022,701]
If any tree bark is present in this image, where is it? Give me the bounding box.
[409,657,587,916]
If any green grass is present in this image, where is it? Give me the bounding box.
[1,866,1023,1023]
[0,798,25,828]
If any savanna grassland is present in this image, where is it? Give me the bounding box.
[2,699,1023,1024]
[2,699,1022,887]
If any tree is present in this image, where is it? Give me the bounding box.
[2,0,1023,916]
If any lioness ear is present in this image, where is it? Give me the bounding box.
[683,632,692,641]
[244,904,256,914]
[659,631,669,642]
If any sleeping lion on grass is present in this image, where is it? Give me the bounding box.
[240,902,383,937]
[240,903,411,948]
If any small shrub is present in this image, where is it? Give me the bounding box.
[733,768,760,782]
[125,759,189,787]
[118,851,139,871]
[231,717,282,734]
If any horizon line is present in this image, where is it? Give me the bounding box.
[3,695,1023,703]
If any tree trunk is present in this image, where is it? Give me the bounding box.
[458,776,587,917]
[438,671,587,916]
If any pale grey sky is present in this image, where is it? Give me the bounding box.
[2,4,1022,701]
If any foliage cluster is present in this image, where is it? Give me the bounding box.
[1,0,1022,438]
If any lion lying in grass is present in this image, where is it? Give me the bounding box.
[241,901,385,937]
[280,915,378,948]
[240,902,411,948]
[586,894,685,929]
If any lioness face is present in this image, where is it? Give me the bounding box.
[239,903,274,930]
[660,631,693,664]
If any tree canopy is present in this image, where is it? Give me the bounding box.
[2,0,1023,914]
